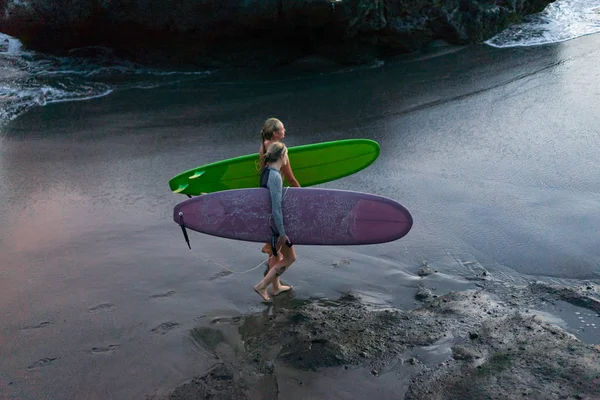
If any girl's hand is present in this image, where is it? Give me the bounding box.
[277,235,290,248]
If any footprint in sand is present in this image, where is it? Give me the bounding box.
[208,271,233,281]
[211,316,242,324]
[22,321,52,330]
[150,322,180,335]
[332,259,351,268]
[149,290,176,299]
[27,357,58,370]
[91,345,120,354]
[89,303,115,314]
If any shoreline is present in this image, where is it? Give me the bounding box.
[1,1,554,69]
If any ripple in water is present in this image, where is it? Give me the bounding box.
[0,33,211,125]
[486,0,600,48]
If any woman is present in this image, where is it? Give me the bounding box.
[254,142,297,301]
[258,118,300,289]
[259,118,300,187]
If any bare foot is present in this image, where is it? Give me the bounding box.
[270,285,293,296]
[253,285,271,302]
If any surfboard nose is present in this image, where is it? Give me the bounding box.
[350,198,413,244]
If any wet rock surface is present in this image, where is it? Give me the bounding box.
[156,364,247,400]
[149,280,600,399]
[415,285,434,301]
[1,0,554,68]
[417,262,437,277]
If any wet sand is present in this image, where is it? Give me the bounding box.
[1,34,600,399]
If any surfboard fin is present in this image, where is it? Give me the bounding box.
[178,212,191,249]
[189,170,205,179]
[173,184,189,194]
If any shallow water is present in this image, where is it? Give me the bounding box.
[1,32,600,398]
[529,300,600,345]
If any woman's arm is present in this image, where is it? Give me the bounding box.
[281,161,301,187]
[267,171,286,237]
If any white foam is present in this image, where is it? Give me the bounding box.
[0,32,212,126]
[0,33,23,55]
[486,0,600,48]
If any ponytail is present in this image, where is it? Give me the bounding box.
[259,151,268,171]
[260,129,267,154]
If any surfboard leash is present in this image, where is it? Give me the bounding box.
[176,185,290,275]
[178,211,270,275]
[188,248,270,275]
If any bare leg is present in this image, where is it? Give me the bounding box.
[270,265,292,296]
[261,242,272,276]
[254,263,289,301]
[260,243,290,294]
[254,244,296,301]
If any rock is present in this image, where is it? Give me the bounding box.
[0,0,555,68]
[417,263,437,277]
[155,364,246,400]
[0,38,9,52]
[406,312,600,400]
[415,286,434,301]
[264,360,275,374]
[153,283,600,400]
[451,344,481,361]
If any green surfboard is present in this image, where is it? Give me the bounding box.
[169,138,380,196]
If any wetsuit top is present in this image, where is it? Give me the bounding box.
[259,166,285,237]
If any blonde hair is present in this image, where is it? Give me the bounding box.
[260,142,287,170]
[260,118,282,151]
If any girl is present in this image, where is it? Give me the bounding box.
[258,118,300,286]
[254,142,297,301]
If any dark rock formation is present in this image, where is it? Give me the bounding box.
[0,0,554,66]
[147,283,600,399]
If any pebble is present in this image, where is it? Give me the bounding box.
[417,265,437,277]
[264,361,275,373]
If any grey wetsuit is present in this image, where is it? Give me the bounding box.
[260,166,286,237]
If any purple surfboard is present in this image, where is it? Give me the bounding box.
[173,188,413,246]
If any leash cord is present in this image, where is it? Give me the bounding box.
[189,248,270,274]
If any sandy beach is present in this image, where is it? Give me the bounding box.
[1,32,600,399]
